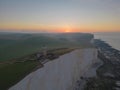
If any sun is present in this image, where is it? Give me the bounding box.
[65,30,70,33]
[64,27,72,33]
[63,25,72,33]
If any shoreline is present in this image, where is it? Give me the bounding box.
[9,48,97,90]
[73,58,103,90]
[1,38,120,90]
[83,39,120,90]
[95,39,120,80]
[94,32,120,51]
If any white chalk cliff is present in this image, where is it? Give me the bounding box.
[9,48,98,90]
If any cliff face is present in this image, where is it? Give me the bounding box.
[9,48,98,90]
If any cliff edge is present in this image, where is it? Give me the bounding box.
[9,48,98,90]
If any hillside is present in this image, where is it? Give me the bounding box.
[0,33,94,61]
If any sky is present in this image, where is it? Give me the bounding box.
[0,0,120,33]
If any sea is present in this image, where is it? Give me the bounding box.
[93,32,120,51]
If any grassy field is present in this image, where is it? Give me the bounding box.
[0,32,94,90]
[0,48,75,90]
[0,33,94,61]
[0,35,68,61]
[0,61,42,90]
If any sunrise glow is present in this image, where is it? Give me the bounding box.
[0,0,120,33]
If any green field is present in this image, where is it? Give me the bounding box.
[0,61,41,90]
[0,32,94,90]
[0,33,94,61]
[0,48,74,90]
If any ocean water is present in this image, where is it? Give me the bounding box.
[93,32,120,50]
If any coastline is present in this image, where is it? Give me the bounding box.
[94,32,120,51]
[9,48,97,90]
[8,39,116,90]
[1,36,120,90]
[84,39,120,90]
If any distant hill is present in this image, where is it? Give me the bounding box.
[0,32,94,61]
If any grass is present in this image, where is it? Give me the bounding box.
[0,33,94,61]
[0,33,94,89]
[52,48,75,56]
[0,48,74,90]
[0,37,71,61]
[0,61,41,90]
